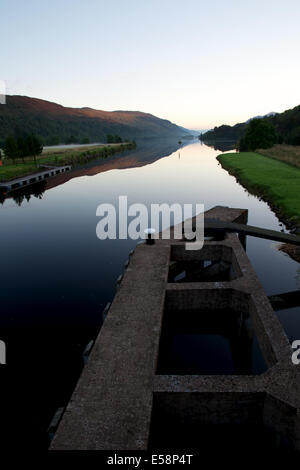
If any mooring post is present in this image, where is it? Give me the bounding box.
[144,228,156,245]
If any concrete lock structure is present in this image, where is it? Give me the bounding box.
[51,206,300,450]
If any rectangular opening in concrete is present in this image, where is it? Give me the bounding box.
[148,392,289,450]
[168,260,235,282]
[156,291,267,375]
[168,244,240,282]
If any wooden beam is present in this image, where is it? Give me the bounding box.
[268,290,300,311]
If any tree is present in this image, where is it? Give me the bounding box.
[27,134,43,163]
[48,135,60,146]
[238,119,278,151]
[4,134,43,164]
[4,136,18,163]
[288,125,300,145]
[66,135,77,144]
[17,136,27,162]
[106,134,123,143]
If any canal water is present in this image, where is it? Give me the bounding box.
[0,139,299,448]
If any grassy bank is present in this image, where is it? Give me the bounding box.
[217,151,300,228]
[0,142,136,182]
[258,144,300,169]
[0,162,39,181]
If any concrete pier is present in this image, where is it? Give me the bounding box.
[51,206,300,450]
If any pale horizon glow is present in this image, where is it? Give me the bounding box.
[1,0,300,129]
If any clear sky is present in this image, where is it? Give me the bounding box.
[1,0,300,129]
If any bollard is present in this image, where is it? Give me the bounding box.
[144,228,156,245]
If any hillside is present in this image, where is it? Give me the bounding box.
[0,95,190,145]
[200,122,247,143]
[201,105,300,146]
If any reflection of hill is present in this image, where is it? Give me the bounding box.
[45,139,183,191]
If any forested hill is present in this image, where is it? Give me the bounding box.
[201,105,300,145]
[0,95,190,145]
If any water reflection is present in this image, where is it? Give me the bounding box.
[0,139,184,205]
[1,180,47,206]
[157,308,266,375]
[200,139,236,152]
[45,138,184,192]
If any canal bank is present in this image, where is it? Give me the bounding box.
[0,141,136,184]
[217,151,300,231]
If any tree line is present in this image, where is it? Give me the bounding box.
[238,119,278,151]
[3,134,43,163]
[106,134,128,144]
[200,104,300,147]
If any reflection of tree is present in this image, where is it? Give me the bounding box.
[204,140,236,152]
[13,194,25,206]
[10,181,46,206]
[33,187,45,199]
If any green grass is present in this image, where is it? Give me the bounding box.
[258,144,300,169]
[217,151,300,227]
[0,142,135,182]
[0,163,39,182]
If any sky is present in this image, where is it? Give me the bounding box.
[1,0,300,129]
